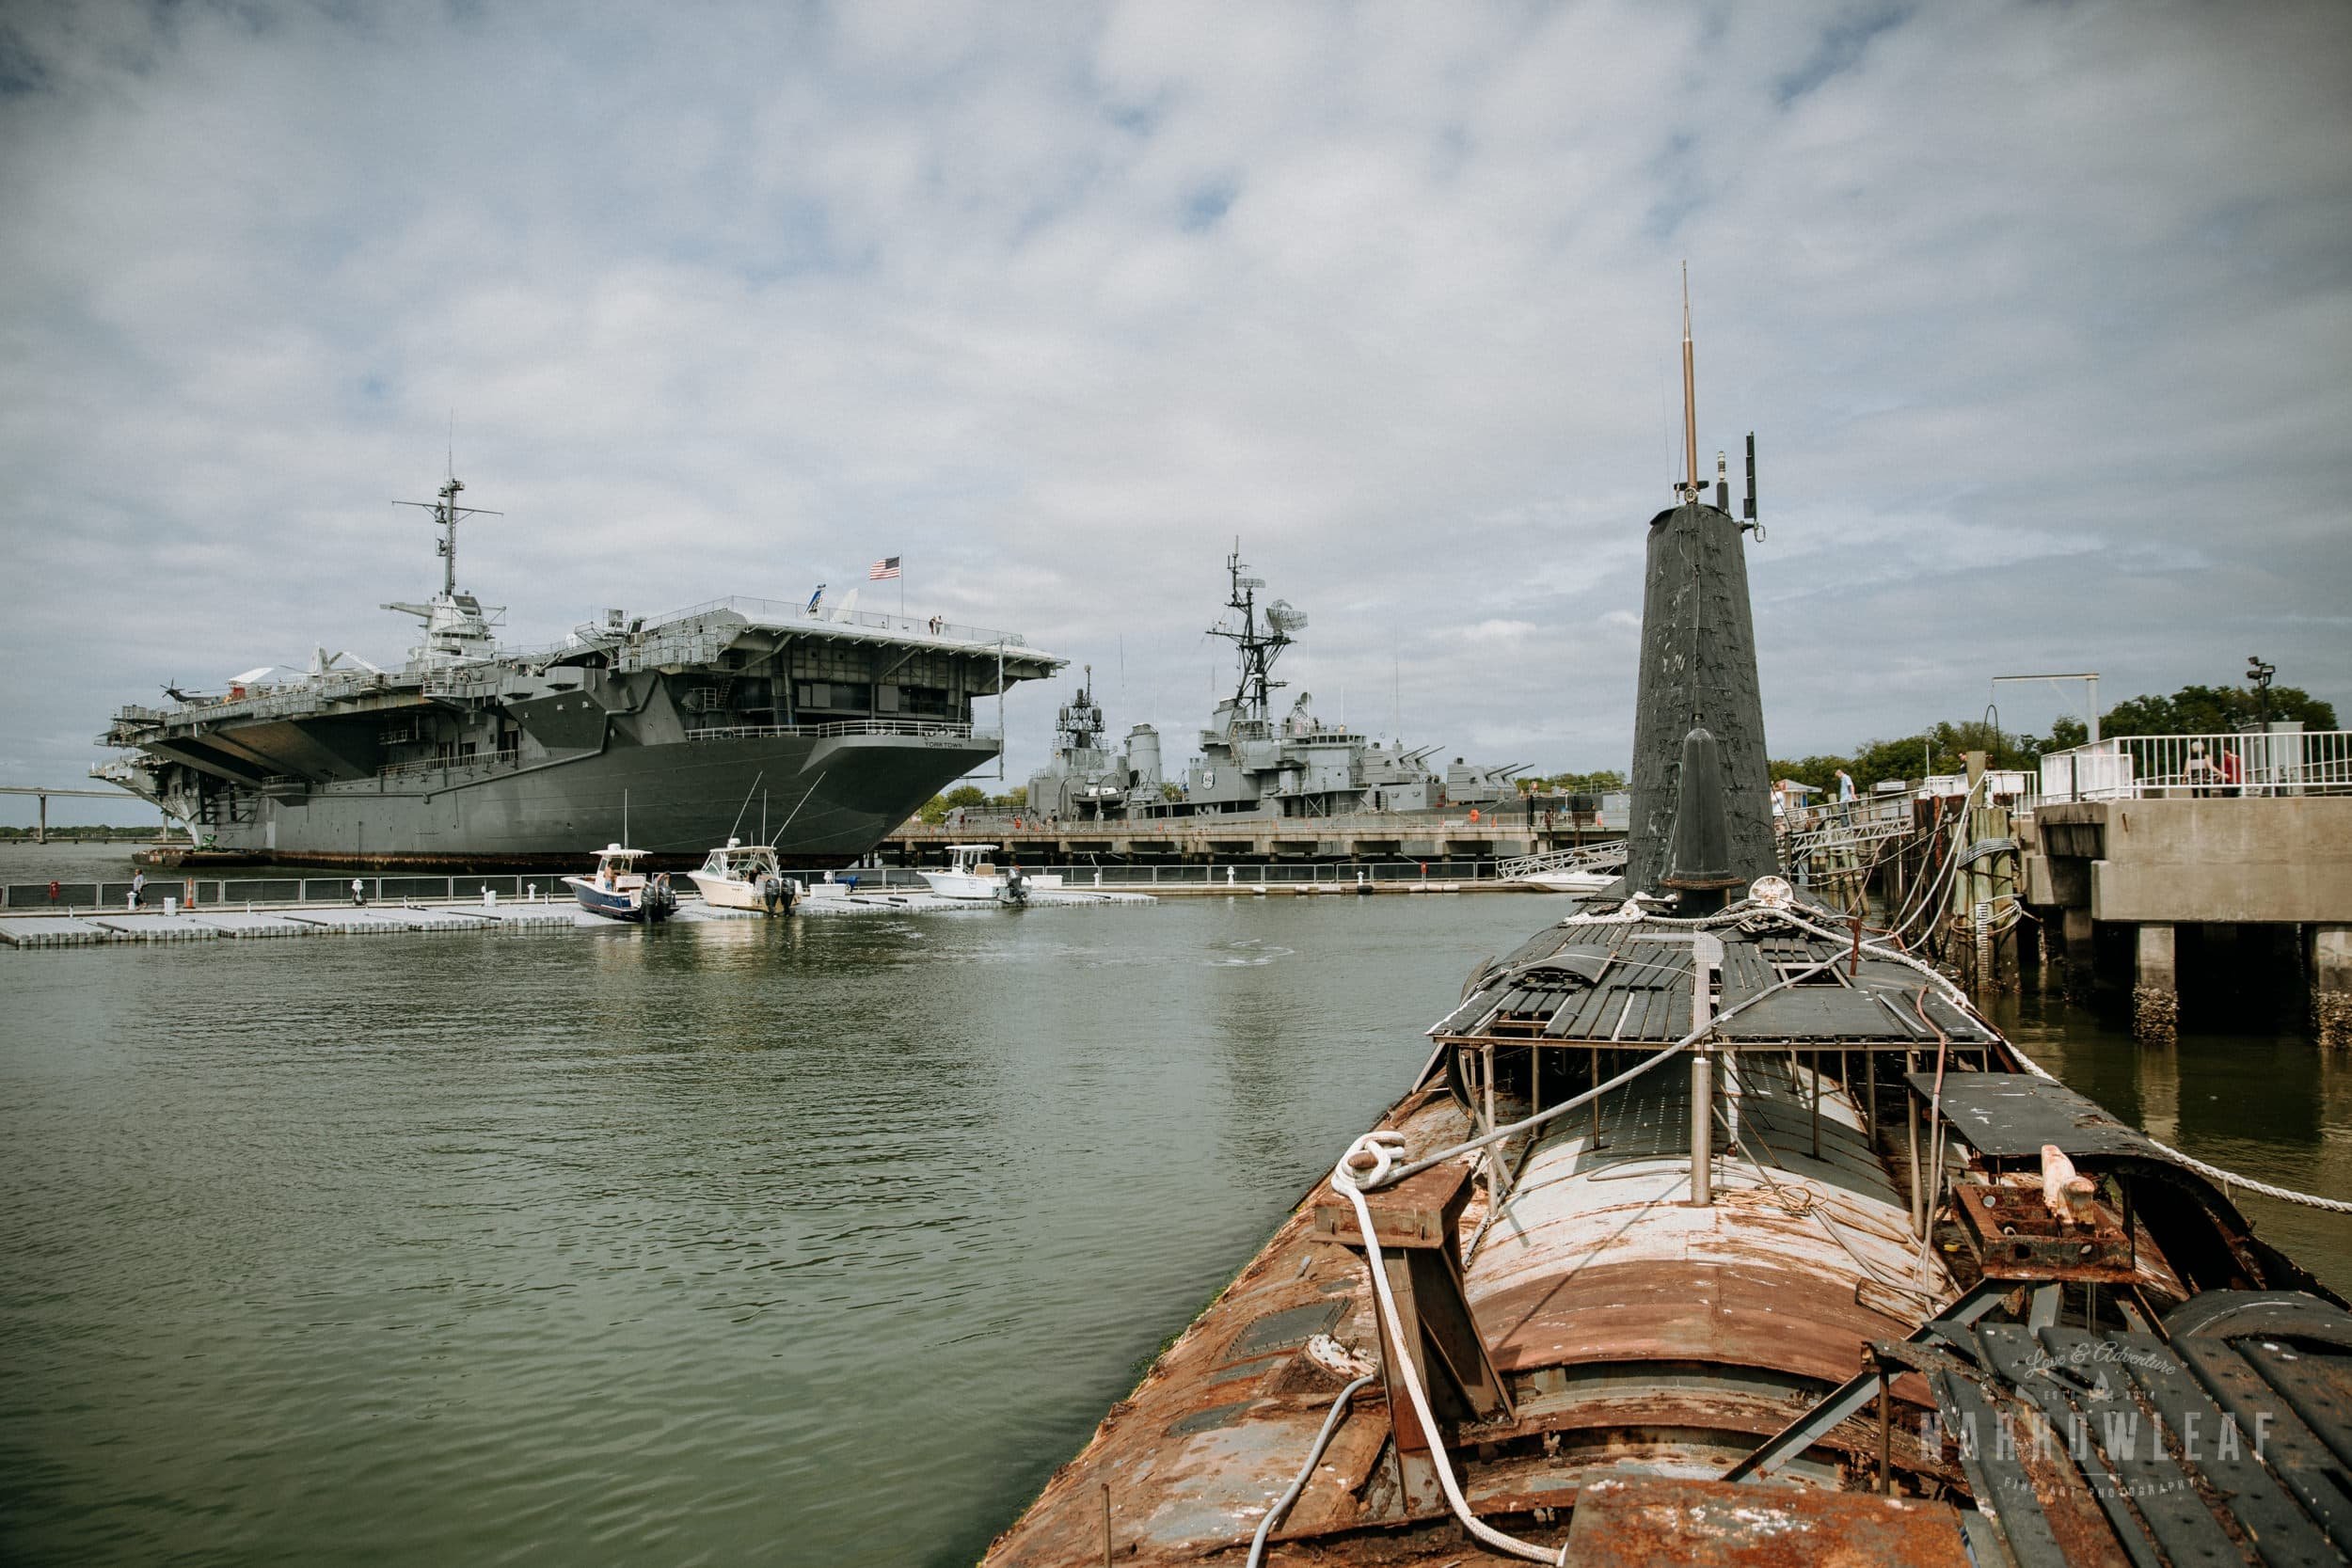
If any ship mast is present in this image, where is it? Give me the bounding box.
[394,477,502,600]
[1208,544,1291,721]
[387,475,507,664]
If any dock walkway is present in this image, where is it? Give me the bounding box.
[0,899,752,948]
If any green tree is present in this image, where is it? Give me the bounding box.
[918,784,992,824]
[1770,754,1853,795]
[2098,683,2336,738]
[1535,768,1627,794]
[1772,719,2046,795]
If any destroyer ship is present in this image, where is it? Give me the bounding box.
[1021,548,1525,822]
[98,477,1063,867]
[983,325,2352,1563]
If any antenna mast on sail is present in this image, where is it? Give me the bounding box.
[1678,262,1700,503]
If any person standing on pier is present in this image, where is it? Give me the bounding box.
[130,870,145,909]
[2186,739,2218,797]
[1835,768,1856,818]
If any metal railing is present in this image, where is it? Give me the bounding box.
[685,719,982,743]
[2037,730,2352,802]
[649,595,1027,649]
[909,808,1580,833]
[1495,841,1629,880]
[110,668,405,728]
[1781,800,1919,857]
[377,748,523,781]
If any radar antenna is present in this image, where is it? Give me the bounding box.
[1206,542,1299,721]
[394,477,503,598]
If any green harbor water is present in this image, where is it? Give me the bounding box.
[3,847,2347,1565]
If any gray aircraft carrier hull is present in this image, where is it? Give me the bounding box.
[201,730,995,870]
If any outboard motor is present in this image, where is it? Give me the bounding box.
[759,873,791,914]
[645,872,677,922]
[998,863,1029,907]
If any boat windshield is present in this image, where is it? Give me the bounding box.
[706,847,776,876]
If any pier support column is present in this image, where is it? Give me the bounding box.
[2133,924,2178,1046]
[2317,927,2352,1050]
[2062,908,2095,1002]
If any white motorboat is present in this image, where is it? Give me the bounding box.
[1518,868,1619,895]
[563,845,678,923]
[919,844,1061,905]
[687,837,795,913]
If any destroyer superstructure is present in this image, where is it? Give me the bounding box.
[98,477,1063,867]
[1187,546,1504,816]
[1019,548,1523,825]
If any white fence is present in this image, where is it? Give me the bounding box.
[2038,730,2352,802]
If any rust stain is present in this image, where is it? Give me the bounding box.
[1479,1259,1915,1386]
[1565,1476,1972,1567]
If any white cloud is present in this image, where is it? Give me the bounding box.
[1454,618,1540,645]
[2,0,2347,819]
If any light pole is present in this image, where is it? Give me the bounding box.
[2247,656,2276,733]
[2248,657,2277,795]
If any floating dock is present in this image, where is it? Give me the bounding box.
[0,889,1163,948]
[797,887,1156,915]
[3,899,747,948]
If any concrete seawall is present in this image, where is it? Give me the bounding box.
[2025,797,2352,1045]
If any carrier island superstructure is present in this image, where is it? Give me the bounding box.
[97,478,1063,868]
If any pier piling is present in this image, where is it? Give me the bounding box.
[2060,908,2095,1002]
[2132,923,2179,1045]
[2317,926,2352,1049]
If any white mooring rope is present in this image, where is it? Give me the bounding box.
[1331,1132,1566,1565]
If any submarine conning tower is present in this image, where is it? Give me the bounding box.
[1625,280,1778,900]
[1624,495,1777,897]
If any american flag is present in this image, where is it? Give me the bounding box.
[868,556,900,581]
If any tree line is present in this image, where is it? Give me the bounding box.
[1770,682,2335,796]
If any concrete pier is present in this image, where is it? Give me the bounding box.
[2025,797,2352,1043]
[2132,923,2178,1045]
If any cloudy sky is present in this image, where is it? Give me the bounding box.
[4,0,2348,823]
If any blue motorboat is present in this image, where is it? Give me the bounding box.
[563,845,677,924]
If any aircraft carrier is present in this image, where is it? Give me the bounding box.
[97,477,1063,868]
